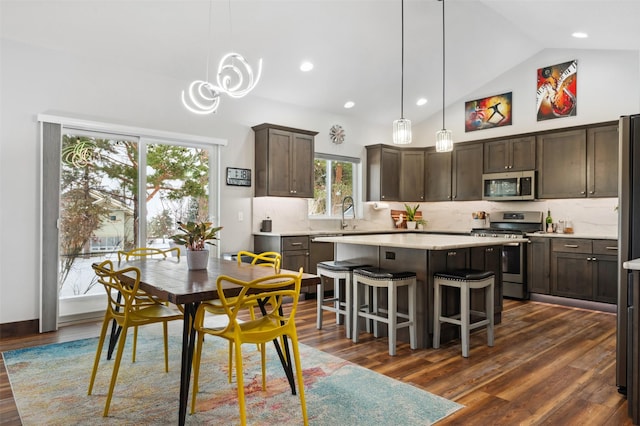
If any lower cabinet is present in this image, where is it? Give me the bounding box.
[254,234,335,276]
[527,237,550,294]
[548,238,617,304]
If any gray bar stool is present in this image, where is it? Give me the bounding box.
[316,260,369,338]
[352,266,417,356]
[433,269,495,358]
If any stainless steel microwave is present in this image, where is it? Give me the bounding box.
[482,171,536,201]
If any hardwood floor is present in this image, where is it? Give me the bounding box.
[0,298,633,425]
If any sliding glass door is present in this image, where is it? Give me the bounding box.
[53,129,218,323]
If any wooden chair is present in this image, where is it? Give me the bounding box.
[88,260,183,416]
[190,268,307,426]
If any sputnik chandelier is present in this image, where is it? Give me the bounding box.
[181,1,263,115]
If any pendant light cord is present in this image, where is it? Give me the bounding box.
[441,0,446,129]
[400,0,405,119]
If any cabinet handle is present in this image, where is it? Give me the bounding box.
[448,251,457,256]
[587,257,592,261]
[605,246,618,251]
[486,247,494,252]
[290,242,303,247]
[589,191,595,194]
[564,244,579,248]
[504,165,508,169]
[580,191,586,195]
[592,257,597,261]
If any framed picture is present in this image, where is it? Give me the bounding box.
[536,59,577,121]
[465,92,512,132]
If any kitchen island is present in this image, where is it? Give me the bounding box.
[313,233,528,349]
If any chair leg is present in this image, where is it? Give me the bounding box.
[433,280,441,349]
[345,276,352,339]
[162,322,169,372]
[461,284,470,358]
[234,338,247,426]
[335,278,342,325]
[487,281,495,347]
[316,280,323,330]
[88,314,111,395]
[289,332,309,426]
[387,283,397,356]
[103,325,128,417]
[260,342,267,390]
[409,280,417,349]
[228,341,234,383]
[132,326,138,363]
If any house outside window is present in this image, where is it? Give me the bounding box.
[309,154,360,218]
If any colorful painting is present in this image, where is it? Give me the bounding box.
[465,92,512,132]
[536,59,577,121]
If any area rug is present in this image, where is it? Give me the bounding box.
[3,333,462,425]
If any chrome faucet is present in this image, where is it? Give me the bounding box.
[341,196,355,230]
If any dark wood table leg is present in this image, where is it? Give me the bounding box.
[178,301,199,426]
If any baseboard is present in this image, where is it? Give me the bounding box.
[529,293,617,313]
[0,319,39,339]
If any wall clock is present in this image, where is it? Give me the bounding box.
[329,124,345,144]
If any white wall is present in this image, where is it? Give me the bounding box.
[0,39,637,324]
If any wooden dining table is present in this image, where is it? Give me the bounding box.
[116,256,320,426]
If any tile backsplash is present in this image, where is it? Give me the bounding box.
[253,197,619,237]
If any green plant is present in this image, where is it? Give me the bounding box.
[169,221,223,251]
[404,204,420,222]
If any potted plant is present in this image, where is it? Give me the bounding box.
[170,221,223,270]
[404,204,420,230]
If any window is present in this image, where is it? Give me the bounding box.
[309,154,360,218]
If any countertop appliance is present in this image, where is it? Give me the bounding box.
[482,171,536,201]
[471,211,544,299]
[617,114,640,423]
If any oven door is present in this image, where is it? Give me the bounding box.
[502,242,524,284]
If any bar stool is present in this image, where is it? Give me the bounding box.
[352,266,417,356]
[433,269,495,358]
[316,260,369,338]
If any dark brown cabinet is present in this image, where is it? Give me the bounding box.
[400,149,425,201]
[537,123,618,199]
[471,245,503,319]
[366,145,401,201]
[254,234,335,277]
[550,238,618,303]
[527,237,550,294]
[587,124,618,197]
[424,149,452,201]
[424,142,483,201]
[483,136,536,173]
[253,123,317,198]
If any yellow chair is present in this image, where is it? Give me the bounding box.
[113,246,182,363]
[190,268,307,426]
[88,260,183,416]
[199,251,282,382]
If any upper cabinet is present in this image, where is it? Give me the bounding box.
[400,149,425,202]
[366,145,401,201]
[537,123,618,199]
[425,142,483,201]
[483,136,536,173]
[253,123,318,198]
[587,124,618,197]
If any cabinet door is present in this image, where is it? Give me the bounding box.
[593,254,617,304]
[282,250,309,274]
[483,140,510,173]
[266,128,294,197]
[291,132,314,198]
[537,129,587,198]
[551,252,593,300]
[366,145,400,201]
[400,150,425,201]
[527,237,550,294]
[452,143,483,201]
[510,136,536,171]
[587,124,618,198]
[425,150,452,201]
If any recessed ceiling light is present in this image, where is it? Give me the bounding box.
[572,32,588,39]
[300,61,314,72]
[344,101,355,109]
[416,98,428,106]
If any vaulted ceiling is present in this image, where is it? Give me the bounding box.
[2,0,639,126]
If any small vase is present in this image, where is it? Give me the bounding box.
[186,249,209,270]
[406,221,417,230]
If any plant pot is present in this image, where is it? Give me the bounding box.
[186,249,209,270]
[406,221,417,230]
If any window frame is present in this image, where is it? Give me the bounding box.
[309,152,361,219]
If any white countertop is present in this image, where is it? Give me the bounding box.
[254,229,469,237]
[526,231,617,240]
[624,259,640,270]
[313,233,528,250]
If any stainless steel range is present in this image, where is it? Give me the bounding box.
[471,211,543,299]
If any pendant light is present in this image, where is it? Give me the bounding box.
[181,0,262,115]
[435,0,453,152]
[393,0,411,145]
